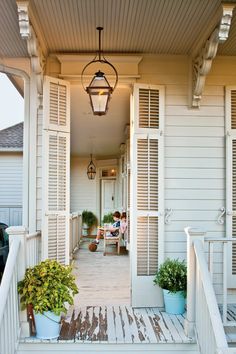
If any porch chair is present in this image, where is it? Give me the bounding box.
[103,228,122,256]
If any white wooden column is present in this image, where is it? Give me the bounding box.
[184,227,206,338]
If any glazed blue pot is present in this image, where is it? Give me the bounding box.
[163,289,186,315]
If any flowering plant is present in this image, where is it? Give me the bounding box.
[153,258,187,297]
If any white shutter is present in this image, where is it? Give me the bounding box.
[130,84,164,307]
[42,76,70,265]
[226,88,236,286]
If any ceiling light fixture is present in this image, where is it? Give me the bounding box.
[81,27,118,116]
[87,154,96,180]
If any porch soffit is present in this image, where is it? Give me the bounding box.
[1,1,236,58]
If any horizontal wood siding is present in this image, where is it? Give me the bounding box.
[0,152,23,225]
[138,55,232,299]
[70,157,97,215]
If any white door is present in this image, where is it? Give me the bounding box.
[101,180,115,219]
[130,84,165,307]
[42,76,70,265]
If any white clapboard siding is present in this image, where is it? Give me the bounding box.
[42,76,70,264]
[130,84,164,307]
[70,157,97,215]
[226,87,236,287]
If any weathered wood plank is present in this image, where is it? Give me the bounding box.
[119,305,133,343]
[134,308,158,343]
[146,307,165,342]
[125,306,141,343]
[106,305,117,343]
[151,309,173,342]
[97,306,108,342]
[113,306,125,343]
[161,312,184,343]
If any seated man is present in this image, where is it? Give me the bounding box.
[93,211,121,245]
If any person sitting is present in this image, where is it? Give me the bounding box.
[120,212,127,235]
[93,211,121,245]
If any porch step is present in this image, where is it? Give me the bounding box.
[17,342,200,354]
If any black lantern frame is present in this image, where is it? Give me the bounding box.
[81,27,118,116]
[87,154,96,180]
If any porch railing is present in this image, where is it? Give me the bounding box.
[185,227,235,354]
[26,231,41,268]
[0,227,42,353]
[0,237,21,354]
[69,212,82,259]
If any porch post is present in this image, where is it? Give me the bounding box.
[7,226,30,337]
[184,227,206,338]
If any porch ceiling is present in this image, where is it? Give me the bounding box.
[70,86,130,158]
[1,0,236,58]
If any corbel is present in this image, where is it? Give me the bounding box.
[191,3,235,108]
[17,1,45,95]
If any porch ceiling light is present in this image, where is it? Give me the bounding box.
[87,154,96,180]
[81,27,118,116]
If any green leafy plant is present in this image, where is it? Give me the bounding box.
[82,210,97,228]
[102,212,114,224]
[153,258,187,296]
[18,259,78,315]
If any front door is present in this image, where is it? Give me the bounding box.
[101,179,116,220]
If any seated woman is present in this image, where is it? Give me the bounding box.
[93,211,121,245]
[120,212,127,235]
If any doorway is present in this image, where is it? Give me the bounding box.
[101,179,116,221]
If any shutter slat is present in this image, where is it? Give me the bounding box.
[139,89,159,129]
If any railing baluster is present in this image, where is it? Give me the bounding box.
[223,241,227,325]
[209,242,214,279]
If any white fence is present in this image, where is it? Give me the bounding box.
[185,227,236,354]
[69,212,82,259]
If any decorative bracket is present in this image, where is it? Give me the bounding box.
[17,1,45,95]
[192,3,235,108]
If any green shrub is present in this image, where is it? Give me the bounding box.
[102,212,114,224]
[18,259,78,315]
[82,210,97,228]
[153,258,187,296]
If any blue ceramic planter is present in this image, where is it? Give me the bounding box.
[163,289,186,315]
[34,311,61,339]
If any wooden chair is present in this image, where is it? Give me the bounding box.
[103,228,122,256]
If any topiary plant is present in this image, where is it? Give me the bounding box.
[102,212,114,224]
[18,259,78,315]
[153,258,187,297]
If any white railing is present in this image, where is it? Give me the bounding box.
[69,212,82,258]
[0,237,21,354]
[26,231,41,267]
[185,228,234,354]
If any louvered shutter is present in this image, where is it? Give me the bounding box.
[42,76,70,265]
[226,88,236,286]
[130,84,164,307]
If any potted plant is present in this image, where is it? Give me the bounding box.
[18,259,78,339]
[82,210,97,236]
[153,258,187,315]
[102,212,114,225]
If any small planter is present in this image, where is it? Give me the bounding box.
[163,289,185,315]
[34,311,61,339]
[82,223,89,236]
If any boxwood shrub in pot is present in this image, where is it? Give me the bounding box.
[153,258,187,315]
[82,210,97,235]
[18,259,78,339]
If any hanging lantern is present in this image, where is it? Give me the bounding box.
[87,154,96,180]
[81,27,118,116]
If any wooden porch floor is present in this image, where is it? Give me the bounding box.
[220,304,236,343]
[72,237,130,307]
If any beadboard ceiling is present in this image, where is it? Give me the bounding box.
[0,0,236,58]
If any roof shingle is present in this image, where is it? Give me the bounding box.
[0,122,23,151]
